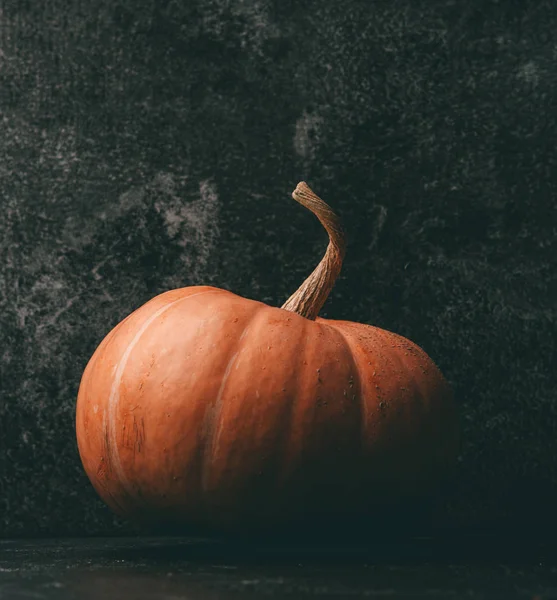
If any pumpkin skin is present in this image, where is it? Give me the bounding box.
[76,183,459,535]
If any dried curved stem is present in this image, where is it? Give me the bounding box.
[281,182,345,320]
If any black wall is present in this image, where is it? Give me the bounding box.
[1,0,555,537]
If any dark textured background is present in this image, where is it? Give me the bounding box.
[0,0,555,538]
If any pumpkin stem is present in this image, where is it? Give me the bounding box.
[281,182,346,320]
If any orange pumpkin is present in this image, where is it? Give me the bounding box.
[76,182,459,535]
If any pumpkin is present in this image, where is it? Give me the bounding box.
[76,182,459,535]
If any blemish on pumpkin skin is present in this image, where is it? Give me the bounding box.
[132,416,145,455]
[96,457,107,478]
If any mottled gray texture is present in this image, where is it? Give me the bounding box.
[0,0,555,536]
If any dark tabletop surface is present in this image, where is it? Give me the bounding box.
[1,536,557,599]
